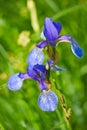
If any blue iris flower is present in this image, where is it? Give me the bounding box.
[36,17,84,58]
[8,48,59,111]
[8,17,84,112]
[38,90,58,111]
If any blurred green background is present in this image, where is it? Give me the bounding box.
[0,0,87,130]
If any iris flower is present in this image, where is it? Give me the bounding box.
[37,17,83,58]
[8,48,58,111]
[8,17,84,112]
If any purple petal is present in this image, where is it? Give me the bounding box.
[48,60,54,66]
[44,17,58,42]
[71,39,84,58]
[57,35,72,43]
[8,73,23,91]
[19,73,30,79]
[27,64,46,81]
[33,64,46,75]
[38,90,58,111]
[53,22,62,34]
[51,65,66,71]
[33,64,46,80]
[27,66,37,80]
[38,80,47,91]
[36,40,48,48]
[27,48,44,67]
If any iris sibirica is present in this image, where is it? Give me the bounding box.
[8,48,58,111]
[8,17,84,112]
[37,17,83,58]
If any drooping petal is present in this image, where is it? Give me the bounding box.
[57,35,72,43]
[19,73,30,79]
[8,73,24,91]
[71,39,84,58]
[36,40,48,48]
[38,90,58,111]
[44,17,58,42]
[38,80,47,91]
[27,48,44,67]
[53,22,62,34]
[51,65,66,71]
[57,35,84,58]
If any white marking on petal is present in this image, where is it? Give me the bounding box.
[8,73,23,91]
[38,90,58,111]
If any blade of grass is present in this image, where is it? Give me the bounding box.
[0,44,14,73]
[0,44,9,62]
[53,3,87,20]
[45,0,60,12]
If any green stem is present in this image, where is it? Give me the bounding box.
[53,79,72,130]
[55,109,66,130]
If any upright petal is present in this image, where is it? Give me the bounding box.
[33,64,46,76]
[8,73,24,91]
[27,48,44,67]
[44,17,58,42]
[38,90,58,111]
[36,40,48,48]
[53,22,62,34]
[27,64,46,81]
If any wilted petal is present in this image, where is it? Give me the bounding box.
[53,22,62,34]
[51,65,66,71]
[28,48,44,67]
[8,73,23,91]
[38,90,58,111]
[36,40,48,48]
[71,39,84,58]
[44,17,58,42]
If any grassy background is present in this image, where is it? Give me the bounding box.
[0,0,87,130]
